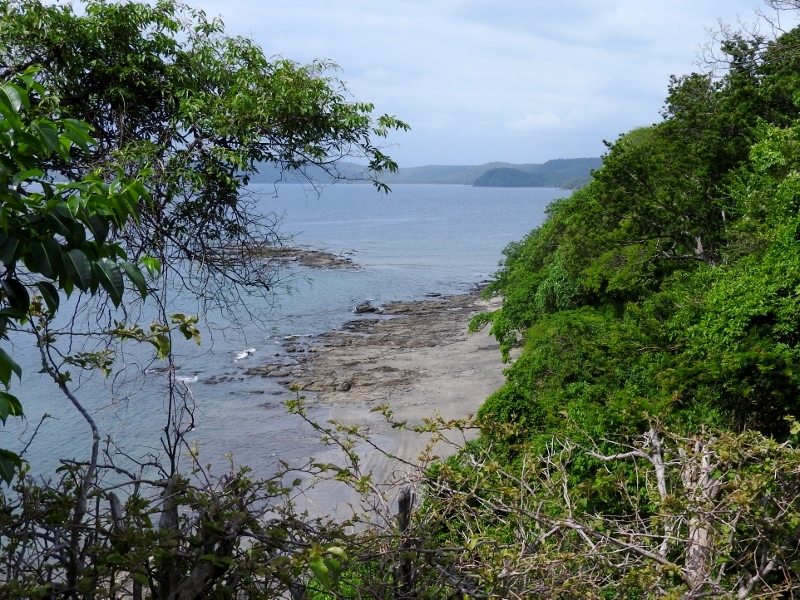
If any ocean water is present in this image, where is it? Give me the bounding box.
[3,184,563,478]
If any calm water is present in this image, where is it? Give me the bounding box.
[3,184,563,477]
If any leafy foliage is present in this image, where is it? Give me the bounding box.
[0,0,409,310]
[472,18,800,444]
[9,1,800,598]
[0,74,151,482]
[0,1,412,596]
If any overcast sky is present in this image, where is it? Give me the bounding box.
[197,1,796,167]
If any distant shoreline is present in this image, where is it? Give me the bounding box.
[257,180,575,189]
[248,157,601,189]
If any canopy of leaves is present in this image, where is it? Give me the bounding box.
[472,19,800,445]
[0,0,409,309]
[0,74,151,482]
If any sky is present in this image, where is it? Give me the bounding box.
[197,0,798,167]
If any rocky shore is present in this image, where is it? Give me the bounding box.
[245,290,503,407]
[261,246,359,269]
[242,288,505,516]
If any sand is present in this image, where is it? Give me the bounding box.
[246,290,506,517]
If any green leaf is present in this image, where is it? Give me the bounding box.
[0,347,22,388]
[45,203,77,239]
[87,214,109,244]
[0,100,21,132]
[0,391,23,424]
[150,334,171,360]
[94,258,124,307]
[0,84,23,113]
[28,239,62,279]
[120,260,148,298]
[141,256,161,278]
[308,556,330,589]
[61,118,93,141]
[31,121,60,154]
[325,557,341,579]
[326,546,347,559]
[0,307,26,320]
[36,281,60,313]
[0,448,21,485]
[11,168,43,188]
[1,278,30,311]
[60,276,74,297]
[60,130,92,155]
[0,236,19,268]
[62,249,92,291]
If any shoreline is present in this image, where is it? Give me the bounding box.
[248,288,506,516]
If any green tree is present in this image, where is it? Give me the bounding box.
[0,2,411,596]
[0,73,151,482]
[0,0,408,310]
[0,0,408,476]
[471,10,800,448]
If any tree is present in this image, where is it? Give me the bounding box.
[0,73,152,482]
[0,0,408,312]
[470,9,800,443]
[0,0,408,474]
[401,425,800,598]
[0,3,410,595]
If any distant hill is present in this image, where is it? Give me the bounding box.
[472,158,602,189]
[247,157,602,189]
[473,168,536,187]
[245,161,368,184]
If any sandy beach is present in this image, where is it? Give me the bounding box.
[245,288,506,517]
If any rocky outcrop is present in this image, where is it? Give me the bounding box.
[245,290,494,401]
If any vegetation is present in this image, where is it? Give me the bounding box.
[470,24,800,443]
[457,3,800,595]
[4,0,800,597]
[0,75,152,482]
[0,1,409,597]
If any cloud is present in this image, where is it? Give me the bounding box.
[506,112,568,133]
[192,0,794,165]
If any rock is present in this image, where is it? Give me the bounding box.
[256,246,360,270]
[245,364,294,377]
[238,287,494,403]
[354,301,383,314]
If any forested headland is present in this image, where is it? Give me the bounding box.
[3,0,800,598]
[248,157,601,189]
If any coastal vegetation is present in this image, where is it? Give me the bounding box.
[0,0,410,596]
[457,4,800,596]
[3,0,800,598]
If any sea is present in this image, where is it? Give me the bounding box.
[3,183,563,480]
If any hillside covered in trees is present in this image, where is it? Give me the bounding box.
[387,157,601,188]
[249,157,601,189]
[457,6,800,596]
